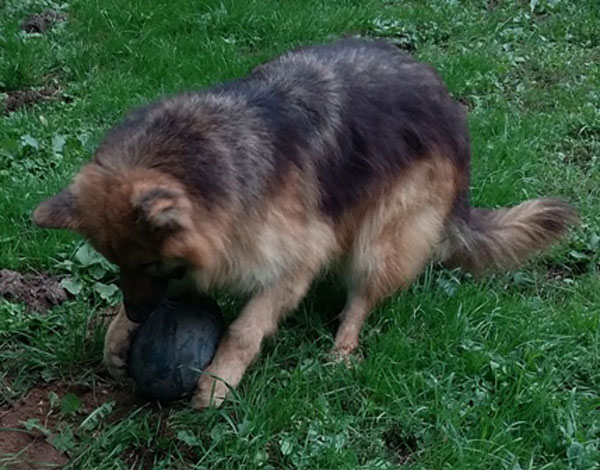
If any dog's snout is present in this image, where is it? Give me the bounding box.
[123,299,155,323]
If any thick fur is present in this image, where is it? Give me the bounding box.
[438,198,579,273]
[32,38,577,407]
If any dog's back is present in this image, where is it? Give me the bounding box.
[95,38,469,219]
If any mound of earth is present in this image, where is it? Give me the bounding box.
[0,269,67,313]
[1,86,64,115]
[21,10,67,34]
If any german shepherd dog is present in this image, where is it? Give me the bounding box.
[33,38,577,408]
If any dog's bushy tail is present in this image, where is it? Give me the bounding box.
[439,198,579,273]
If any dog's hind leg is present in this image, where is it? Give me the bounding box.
[333,159,457,359]
[333,207,445,359]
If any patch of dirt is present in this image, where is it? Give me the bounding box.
[1,86,70,115]
[21,10,67,34]
[0,433,66,469]
[0,385,67,469]
[0,269,67,313]
[544,259,597,281]
[559,124,600,172]
[545,264,572,281]
[383,426,417,466]
[455,96,472,113]
[0,380,135,469]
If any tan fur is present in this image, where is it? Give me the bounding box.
[70,165,193,259]
[184,168,338,294]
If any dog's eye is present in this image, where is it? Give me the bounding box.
[138,261,159,274]
[171,266,187,280]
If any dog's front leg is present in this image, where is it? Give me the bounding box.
[192,270,314,409]
[103,304,140,380]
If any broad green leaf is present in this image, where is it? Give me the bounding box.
[75,243,102,267]
[60,277,83,296]
[23,418,50,436]
[52,134,67,155]
[92,282,119,302]
[52,425,76,453]
[21,134,39,150]
[177,430,203,447]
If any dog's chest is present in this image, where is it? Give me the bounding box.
[195,213,338,293]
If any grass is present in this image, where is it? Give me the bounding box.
[1,0,600,468]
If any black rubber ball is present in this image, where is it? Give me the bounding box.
[127,294,226,401]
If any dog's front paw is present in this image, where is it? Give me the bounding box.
[103,347,130,380]
[191,368,231,409]
[328,345,364,368]
[103,305,139,381]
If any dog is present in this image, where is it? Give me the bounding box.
[33,38,578,408]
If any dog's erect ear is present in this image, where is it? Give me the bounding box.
[32,188,80,230]
[131,185,191,232]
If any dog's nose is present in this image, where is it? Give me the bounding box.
[123,300,154,323]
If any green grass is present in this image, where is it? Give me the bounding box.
[1,0,600,468]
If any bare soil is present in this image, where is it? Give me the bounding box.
[0,381,135,469]
[383,426,417,466]
[0,384,68,469]
[1,86,69,115]
[21,10,67,34]
[0,269,67,313]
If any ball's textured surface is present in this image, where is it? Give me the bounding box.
[127,294,225,401]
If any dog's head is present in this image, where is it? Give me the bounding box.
[33,164,212,322]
